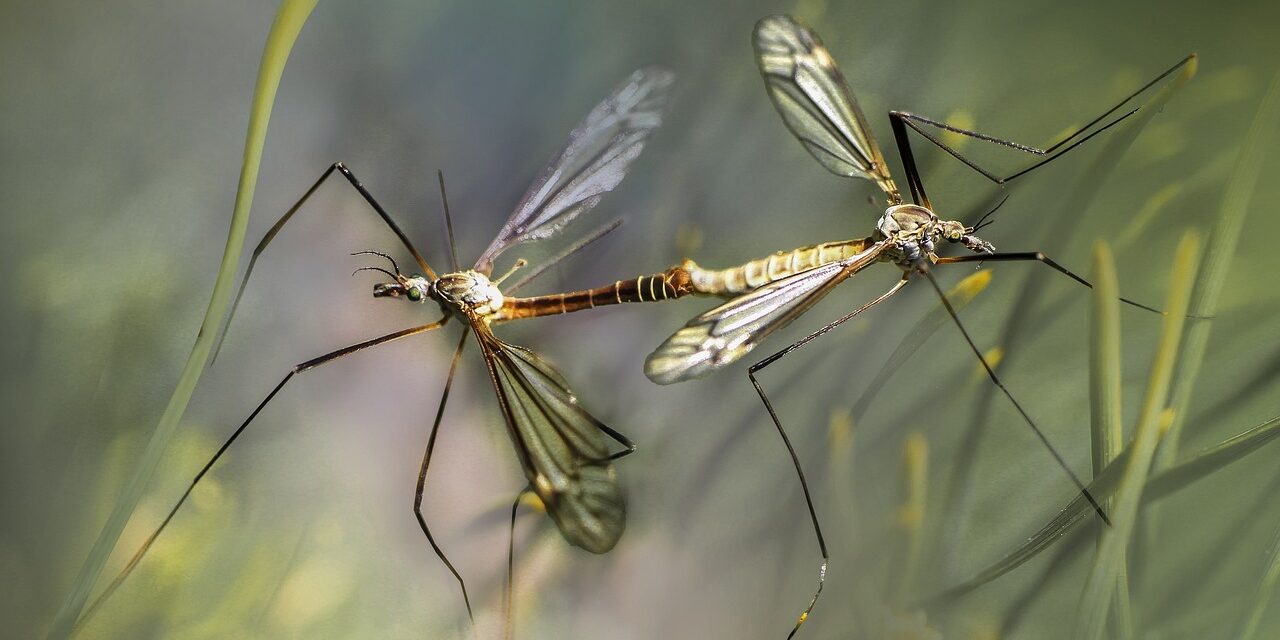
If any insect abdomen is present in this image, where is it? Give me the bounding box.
[683,236,875,296]
[497,266,694,321]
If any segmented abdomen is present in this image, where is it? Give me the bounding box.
[683,236,875,296]
[497,266,695,321]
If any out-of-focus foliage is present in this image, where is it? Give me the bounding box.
[4,0,1280,638]
[45,3,319,637]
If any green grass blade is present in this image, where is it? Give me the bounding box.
[1144,66,1280,576]
[1088,240,1132,639]
[1155,60,1280,479]
[46,2,320,637]
[1078,231,1200,640]
[942,58,1198,564]
[892,433,929,608]
[1145,412,1280,499]
[1090,241,1125,478]
[998,530,1090,637]
[930,411,1280,602]
[1233,518,1280,640]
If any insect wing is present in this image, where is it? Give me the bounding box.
[474,323,625,553]
[474,67,675,273]
[754,15,896,196]
[645,242,887,384]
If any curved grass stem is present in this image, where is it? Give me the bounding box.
[48,3,320,637]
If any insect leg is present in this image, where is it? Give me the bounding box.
[597,422,637,461]
[746,275,908,639]
[916,263,1111,525]
[413,328,474,622]
[889,107,1137,189]
[886,56,1194,196]
[504,487,534,640]
[214,162,437,361]
[936,252,1162,314]
[78,318,448,627]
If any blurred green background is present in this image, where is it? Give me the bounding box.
[4,0,1280,638]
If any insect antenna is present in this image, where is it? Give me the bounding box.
[915,261,1111,525]
[971,195,1009,233]
[350,250,402,275]
[438,169,461,273]
[211,163,439,364]
[351,266,399,280]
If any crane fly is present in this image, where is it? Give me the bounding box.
[644,15,1193,637]
[82,67,688,629]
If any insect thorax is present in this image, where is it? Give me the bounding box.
[433,270,505,317]
[877,204,942,262]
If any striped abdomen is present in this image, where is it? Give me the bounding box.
[497,266,695,321]
[682,236,876,296]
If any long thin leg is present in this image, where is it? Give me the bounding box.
[498,427,626,638]
[413,329,474,622]
[213,162,437,361]
[504,487,533,640]
[597,422,637,462]
[494,384,633,638]
[935,252,1162,314]
[78,318,448,625]
[887,56,1194,205]
[915,263,1110,525]
[745,275,908,639]
[890,106,1138,208]
[890,109,933,208]
[891,108,1136,199]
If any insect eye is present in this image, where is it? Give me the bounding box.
[407,287,422,302]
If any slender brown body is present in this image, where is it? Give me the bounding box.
[497,265,696,321]
[496,236,878,322]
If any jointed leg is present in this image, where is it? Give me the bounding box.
[214,162,437,360]
[79,318,448,626]
[935,252,1162,314]
[503,487,533,640]
[496,420,627,638]
[597,422,637,462]
[745,275,908,639]
[413,329,474,622]
[915,262,1110,525]
[889,106,1136,190]
[887,56,1194,205]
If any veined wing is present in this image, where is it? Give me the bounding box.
[645,241,889,384]
[474,67,675,274]
[754,15,898,197]
[472,321,625,554]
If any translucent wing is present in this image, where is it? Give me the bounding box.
[474,67,675,273]
[472,322,625,553]
[754,15,898,197]
[645,241,889,384]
